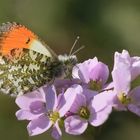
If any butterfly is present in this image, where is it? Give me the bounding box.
[0,22,78,96]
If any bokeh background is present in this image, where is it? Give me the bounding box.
[0,0,140,140]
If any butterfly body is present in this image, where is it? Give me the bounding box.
[0,22,77,96]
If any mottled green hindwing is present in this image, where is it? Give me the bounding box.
[0,49,58,96]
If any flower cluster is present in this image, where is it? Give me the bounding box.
[15,50,140,139]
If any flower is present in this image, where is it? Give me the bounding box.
[111,50,140,115]
[16,85,76,139]
[113,50,140,81]
[64,85,112,135]
[72,57,109,92]
[15,49,140,139]
[15,88,46,121]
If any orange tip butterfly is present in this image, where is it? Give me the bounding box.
[0,22,78,96]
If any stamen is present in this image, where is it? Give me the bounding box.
[48,111,60,124]
[78,106,90,119]
[89,80,102,91]
[117,93,131,105]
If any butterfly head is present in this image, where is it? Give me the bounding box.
[53,54,78,78]
[58,54,77,66]
[50,36,83,79]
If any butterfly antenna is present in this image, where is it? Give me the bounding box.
[71,45,85,55]
[69,36,80,56]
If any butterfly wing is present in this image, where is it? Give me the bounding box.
[0,22,57,59]
[0,22,61,96]
[0,49,56,96]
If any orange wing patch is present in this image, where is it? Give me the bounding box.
[0,22,37,59]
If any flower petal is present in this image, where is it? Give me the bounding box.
[129,86,140,104]
[16,100,46,121]
[91,91,114,112]
[89,62,109,85]
[128,104,140,116]
[83,88,98,103]
[84,57,98,72]
[112,52,131,93]
[127,86,140,116]
[51,121,62,140]
[45,85,57,111]
[15,89,45,110]
[72,58,98,83]
[103,82,114,90]
[131,56,140,80]
[77,64,90,83]
[58,85,80,117]
[113,50,131,68]
[89,105,112,126]
[113,50,140,81]
[16,109,42,120]
[65,115,88,135]
[69,93,87,114]
[27,114,52,136]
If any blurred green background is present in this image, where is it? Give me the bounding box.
[0,0,140,140]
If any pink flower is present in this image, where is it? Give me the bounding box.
[111,50,140,116]
[64,85,112,135]
[16,85,76,140]
[72,57,109,92]
[113,50,140,81]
